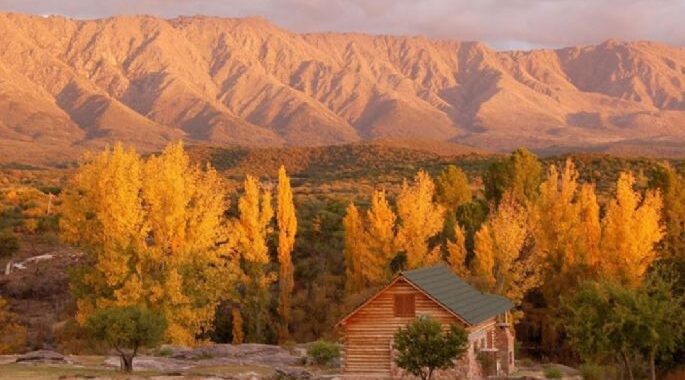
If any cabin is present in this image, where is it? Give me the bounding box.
[337,266,515,380]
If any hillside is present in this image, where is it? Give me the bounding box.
[2,13,685,163]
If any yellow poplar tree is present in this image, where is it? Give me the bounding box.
[61,143,235,345]
[141,143,231,344]
[446,224,469,278]
[531,160,601,351]
[577,183,601,269]
[276,166,297,342]
[363,190,397,284]
[233,175,274,342]
[61,144,147,320]
[396,170,445,269]
[600,172,664,287]
[343,202,367,294]
[472,194,539,311]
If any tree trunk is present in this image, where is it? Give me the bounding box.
[427,367,434,380]
[649,349,656,380]
[120,354,134,372]
[621,351,634,380]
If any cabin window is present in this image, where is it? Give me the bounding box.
[393,294,415,317]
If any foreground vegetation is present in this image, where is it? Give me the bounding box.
[1,143,685,378]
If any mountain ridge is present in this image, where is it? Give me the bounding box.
[1,12,685,163]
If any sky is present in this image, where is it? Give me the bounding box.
[0,0,684,50]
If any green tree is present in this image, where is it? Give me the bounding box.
[435,165,472,211]
[393,315,469,380]
[649,164,685,261]
[484,148,542,205]
[561,274,685,380]
[86,305,167,372]
[455,199,489,261]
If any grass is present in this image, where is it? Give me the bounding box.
[0,361,276,380]
[0,363,160,379]
[186,364,274,376]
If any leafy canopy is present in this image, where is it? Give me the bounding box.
[393,315,468,380]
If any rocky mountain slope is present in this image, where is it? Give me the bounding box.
[1,12,685,163]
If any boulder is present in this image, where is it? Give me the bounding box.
[274,367,313,379]
[15,350,71,364]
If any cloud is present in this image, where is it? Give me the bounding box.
[0,0,683,49]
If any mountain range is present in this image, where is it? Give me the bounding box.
[1,12,685,164]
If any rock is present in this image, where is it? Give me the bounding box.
[274,367,313,379]
[15,350,71,364]
[104,355,192,371]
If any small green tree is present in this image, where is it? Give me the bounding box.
[393,315,469,380]
[86,305,167,372]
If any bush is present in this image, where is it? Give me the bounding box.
[0,231,19,259]
[155,347,173,357]
[307,340,340,366]
[544,366,563,379]
[54,318,101,355]
[0,296,27,354]
[579,363,619,380]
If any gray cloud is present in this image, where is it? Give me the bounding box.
[0,0,683,49]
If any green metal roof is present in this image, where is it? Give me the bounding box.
[401,265,513,325]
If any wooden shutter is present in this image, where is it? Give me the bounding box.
[393,294,415,317]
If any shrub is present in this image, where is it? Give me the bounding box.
[0,296,27,354]
[54,318,100,355]
[307,340,340,366]
[579,363,619,380]
[0,231,19,259]
[155,347,173,357]
[544,366,563,379]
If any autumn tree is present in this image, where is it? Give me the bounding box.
[276,166,297,342]
[446,224,469,278]
[141,143,232,344]
[435,165,472,211]
[363,190,397,283]
[233,175,275,343]
[396,171,445,269]
[343,202,367,294]
[472,194,539,312]
[531,160,602,352]
[61,143,236,345]
[532,160,602,294]
[600,172,663,287]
